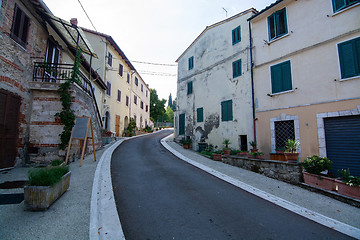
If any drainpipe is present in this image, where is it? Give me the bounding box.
[248,20,257,145]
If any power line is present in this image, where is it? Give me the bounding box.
[77,0,97,31]
[131,60,177,67]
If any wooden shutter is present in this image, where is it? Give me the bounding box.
[271,61,292,93]
[187,81,193,95]
[338,39,358,79]
[227,100,233,121]
[179,114,185,135]
[281,61,292,91]
[271,64,282,93]
[197,108,203,122]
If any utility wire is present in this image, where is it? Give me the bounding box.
[132,60,177,67]
[77,0,97,31]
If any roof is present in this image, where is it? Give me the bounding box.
[175,8,258,63]
[82,28,136,71]
[248,0,284,21]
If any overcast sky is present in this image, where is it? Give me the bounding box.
[43,0,275,101]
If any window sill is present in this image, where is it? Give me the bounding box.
[331,3,360,17]
[269,89,294,97]
[339,75,360,82]
[268,33,290,45]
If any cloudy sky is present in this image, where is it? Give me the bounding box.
[43,0,275,101]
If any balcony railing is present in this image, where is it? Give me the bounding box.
[32,62,102,127]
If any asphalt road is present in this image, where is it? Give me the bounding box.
[111,130,354,240]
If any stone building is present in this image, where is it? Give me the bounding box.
[0,0,105,168]
[175,9,257,151]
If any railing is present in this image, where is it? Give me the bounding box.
[33,62,103,127]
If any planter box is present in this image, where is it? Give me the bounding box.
[270,153,286,162]
[212,154,222,161]
[303,172,336,191]
[335,179,360,200]
[285,153,299,163]
[223,149,231,156]
[24,171,71,210]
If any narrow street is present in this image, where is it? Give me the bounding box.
[111,130,353,240]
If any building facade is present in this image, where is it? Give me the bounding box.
[175,9,257,151]
[249,0,360,175]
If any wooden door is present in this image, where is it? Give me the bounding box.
[0,89,21,169]
[115,115,120,137]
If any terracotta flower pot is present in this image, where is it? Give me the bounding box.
[223,149,231,156]
[237,152,248,157]
[303,172,336,191]
[250,149,258,153]
[335,179,360,200]
[212,153,222,161]
[285,153,299,163]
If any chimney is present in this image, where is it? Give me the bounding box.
[70,18,78,26]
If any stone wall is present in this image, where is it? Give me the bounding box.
[222,155,303,184]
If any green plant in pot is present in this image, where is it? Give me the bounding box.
[336,169,360,199]
[284,139,300,163]
[249,141,258,153]
[222,139,231,155]
[302,155,335,191]
[212,150,223,161]
[180,137,192,149]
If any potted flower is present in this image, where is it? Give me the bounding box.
[336,169,360,199]
[212,150,223,161]
[24,163,71,210]
[222,139,231,155]
[302,155,335,191]
[284,139,300,163]
[180,138,192,149]
[249,141,258,153]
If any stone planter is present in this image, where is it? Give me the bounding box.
[303,172,336,191]
[212,153,222,161]
[24,171,71,210]
[335,179,360,200]
[270,153,286,162]
[237,152,249,157]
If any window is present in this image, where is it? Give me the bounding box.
[11,4,30,48]
[187,81,193,95]
[197,107,204,122]
[135,77,138,86]
[188,56,194,70]
[239,135,248,151]
[338,37,360,79]
[332,0,359,12]
[117,90,121,102]
[141,84,143,92]
[126,96,129,106]
[179,113,185,135]
[275,120,295,150]
[270,60,292,94]
[140,101,144,109]
[127,73,130,83]
[221,100,233,122]
[106,81,111,96]
[146,105,148,112]
[134,95,137,104]
[232,26,241,45]
[107,52,112,66]
[119,64,123,76]
[146,90,148,97]
[232,59,242,78]
[268,8,288,41]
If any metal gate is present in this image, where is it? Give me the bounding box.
[324,115,360,177]
[0,89,21,169]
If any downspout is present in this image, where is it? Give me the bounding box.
[248,20,257,145]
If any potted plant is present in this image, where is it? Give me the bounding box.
[336,169,360,199]
[212,150,223,161]
[222,139,231,155]
[24,164,71,210]
[249,141,258,153]
[180,138,192,149]
[249,151,265,160]
[284,139,300,163]
[302,155,335,191]
[237,150,249,157]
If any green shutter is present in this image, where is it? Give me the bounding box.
[221,100,232,121]
[271,61,292,93]
[179,114,185,135]
[338,39,359,79]
[333,0,346,12]
[271,64,282,93]
[187,81,193,95]
[233,59,241,78]
[197,108,203,122]
[221,101,226,121]
[232,26,241,45]
[281,61,292,91]
[227,100,233,121]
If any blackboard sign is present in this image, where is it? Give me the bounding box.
[72,117,90,139]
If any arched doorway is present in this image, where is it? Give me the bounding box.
[105,111,110,131]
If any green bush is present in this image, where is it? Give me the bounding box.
[200,151,213,158]
[51,159,64,166]
[302,155,332,175]
[28,165,69,187]
[338,169,360,187]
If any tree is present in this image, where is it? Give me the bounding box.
[168,93,173,108]
[171,98,176,112]
[163,106,174,123]
[150,89,166,122]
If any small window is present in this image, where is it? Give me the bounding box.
[146,90,148,97]
[187,81,193,95]
[126,96,129,106]
[232,26,241,45]
[268,8,288,41]
[332,0,359,12]
[337,37,360,79]
[141,84,143,92]
[135,77,138,86]
[119,64,123,76]
[140,101,144,109]
[221,100,233,122]
[106,81,111,96]
[134,95,137,104]
[232,59,242,78]
[271,60,292,94]
[275,120,295,150]
[107,52,112,66]
[10,4,30,48]
[146,105,148,112]
[188,56,194,70]
[117,90,121,102]
[127,73,130,83]
[197,107,204,123]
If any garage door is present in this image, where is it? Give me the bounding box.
[324,115,360,177]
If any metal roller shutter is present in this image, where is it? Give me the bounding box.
[324,115,360,177]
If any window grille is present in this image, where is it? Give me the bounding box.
[275,120,295,150]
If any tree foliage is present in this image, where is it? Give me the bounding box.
[150,89,166,122]
[163,106,174,123]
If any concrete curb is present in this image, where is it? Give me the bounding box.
[160,134,360,239]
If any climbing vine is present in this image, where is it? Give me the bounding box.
[56,50,83,150]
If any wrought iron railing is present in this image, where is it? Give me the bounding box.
[32,62,102,127]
